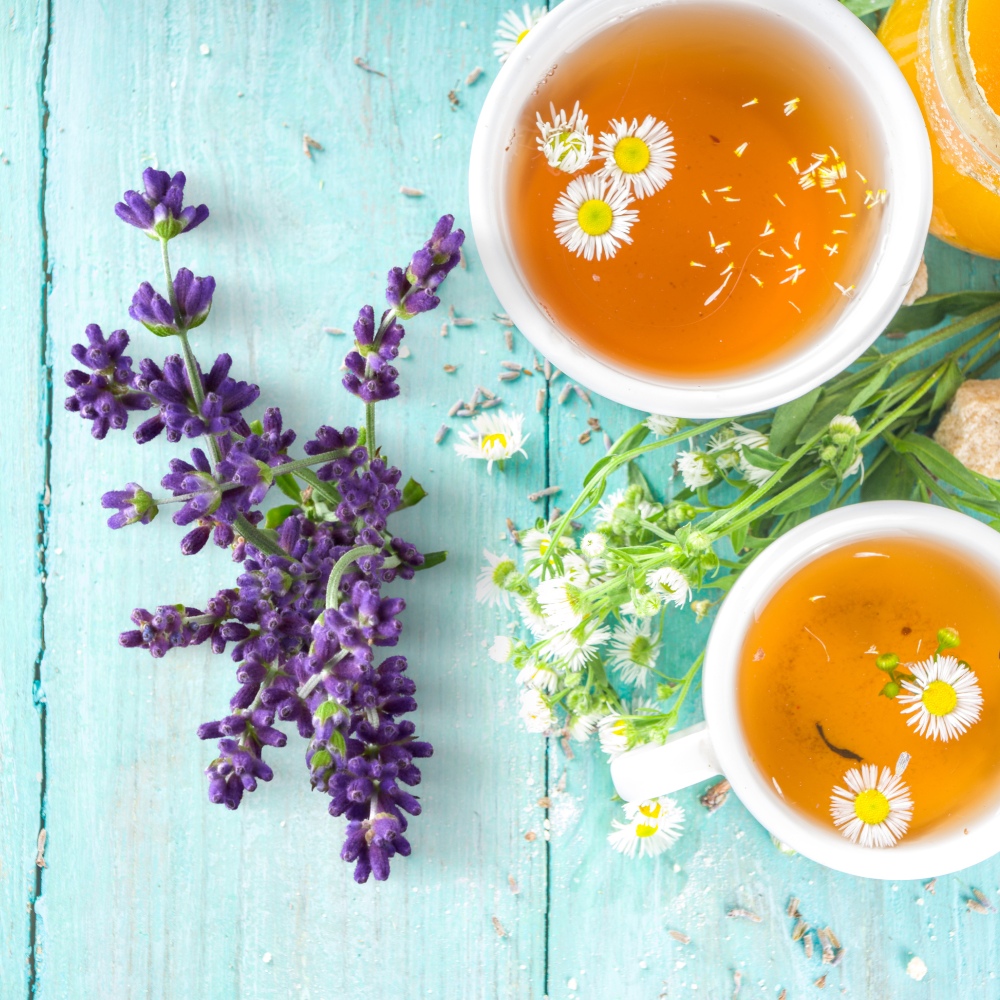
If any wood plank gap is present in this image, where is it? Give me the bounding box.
[29,0,54,993]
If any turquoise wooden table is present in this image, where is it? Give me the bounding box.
[4,1,1000,997]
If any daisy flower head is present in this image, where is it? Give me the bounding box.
[476,549,518,607]
[541,620,610,672]
[536,101,594,173]
[516,657,560,693]
[553,172,639,261]
[536,576,589,631]
[568,710,603,742]
[898,654,983,741]
[677,450,716,490]
[516,592,550,638]
[608,617,662,687]
[520,527,575,566]
[493,4,547,63]
[645,414,680,437]
[518,686,556,734]
[647,566,691,608]
[488,634,516,663]
[830,761,913,848]
[580,531,607,560]
[608,796,685,858]
[597,115,676,199]
[454,410,528,473]
[598,712,630,758]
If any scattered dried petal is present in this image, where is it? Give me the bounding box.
[924,878,937,894]
[466,66,484,86]
[505,329,514,351]
[498,371,520,382]
[558,383,573,405]
[323,327,345,335]
[303,134,323,158]
[573,384,592,406]
[815,975,827,989]
[528,485,561,502]
[537,796,551,809]
[727,909,762,923]
[536,388,545,412]
[443,364,458,373]
[669,930,691,944]
[578,430,591,445]
[506,517,520,544]
[400,186,425,197]
[492,916,507,937]
[500,360,523,371]
[700,779,731,814]
[354,56,386,77]
[524,831,537,841]
[508,875,520,894]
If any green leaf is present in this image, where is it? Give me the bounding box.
[741,446,786,472]
[401,477,428,508]
[796,387,857,442]
[274,473,302,503]
[770,477,834,514]
[610,424,651,455]
[769,387,822,456]
[730,523,748,555]
[315,700,342,722]
[886,291,1000,334]
[989,521,1000,534]
[891,433,994,499]
[264,504,299,529]
[846,367,889,413]
[415,550,447,571]
[583,455,617,489]
[860,449,918,502]
[627,460,654,502]
[930,358,964,413]
[838,0,891,14]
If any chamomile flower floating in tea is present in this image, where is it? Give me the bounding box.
[493,4,547,63]
[830,759,914,849]
[552,173,639,261]
[608,617,662,688]
[597,115,676,199]
[608,796,685,859]
[898,655,984,742]
[535,101,594,173]
[454,409,528,473]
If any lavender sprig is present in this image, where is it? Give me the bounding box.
[70,168,463,882]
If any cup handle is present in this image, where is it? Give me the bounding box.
[610,721,722,802]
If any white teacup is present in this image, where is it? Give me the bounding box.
[610,502,1000,879]
[469,0,932,418]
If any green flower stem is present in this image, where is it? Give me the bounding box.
[234,514,283,556]
[324,544,382,608]
[366,402,377,459]
[296,466,342,506]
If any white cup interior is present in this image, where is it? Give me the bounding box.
[469,0,932,417]
[705,502,1000,880]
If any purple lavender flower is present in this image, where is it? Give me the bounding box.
[129,269,216,337]
[119,604,202,658]
[64,325,150,439]
[115,168,209,241]
[342,305,403,403]
[385,214,465,318]
[101,482,158,529]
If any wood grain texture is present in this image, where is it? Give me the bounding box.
[0,2,49,995]
[5,0,1000,997]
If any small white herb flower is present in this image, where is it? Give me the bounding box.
[598,713,630,759]
[493,4,547,63]
[580,531,607,559]
[536,576,588,631]
[517,658,560,693]
[677,450,716,489]
[647,567,691,608]
[561,553,594,587]
[608,617,662,687]
[454,410,529,473]
[476,549,518,607]
[568,710,602,741]
[645,414,680,437]
[541,621,610,671]
[553,172,638,261]
[516,593,550,637]
[520,527,575,567]
[898,654,983,741]
[518,686,556,734]
[597,116,676,199]
[828,413,860,443]
[595,487,628,528]
[488,635,516,663]
[536,101,594,173]
[830,761,913,848]
[608,796,685,858]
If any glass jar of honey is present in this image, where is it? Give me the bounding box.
[879,0,1000,258]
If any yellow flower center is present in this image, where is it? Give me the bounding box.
[638,801,662,820]
[481,432,508,451]
[577,198,614,236]
[854,788,890,826]
[614,135,651,174]
[922,679,958,717]
[635,821,658,838]
[516,28,531,44]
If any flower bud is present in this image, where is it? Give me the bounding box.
[937,626,960,650]
[876,652,899,672]
[690,599,711,622]
[580,532,607,558]
[881,680,901,699]
[685,530,712,553]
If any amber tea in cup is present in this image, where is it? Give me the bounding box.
[738,536,1000,848]
[505,2,888,379]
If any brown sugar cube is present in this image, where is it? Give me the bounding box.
[934,379,1000,479]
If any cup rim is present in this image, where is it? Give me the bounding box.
[703,502,1000,880]
[469,0,933,418]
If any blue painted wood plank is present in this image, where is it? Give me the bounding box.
[0,3,49,996]
[31,1,546,997]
